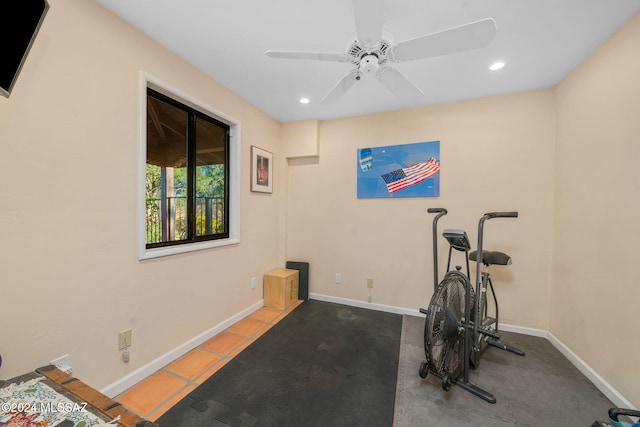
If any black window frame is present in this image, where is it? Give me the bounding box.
[145,87,230,249]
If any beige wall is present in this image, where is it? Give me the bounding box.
[286,91,556,329]
[553,13,640,407]
[0,0,283,388]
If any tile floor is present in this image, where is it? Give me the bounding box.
[115,301,303,421]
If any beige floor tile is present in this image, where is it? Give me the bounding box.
[165,348,221,380]
[249,307,283,323]
[148,383,196,421]
[227,318,267,337]
[200,331,246,355]
[116,371,187,416]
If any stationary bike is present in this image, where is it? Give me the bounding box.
[418,208,524,403]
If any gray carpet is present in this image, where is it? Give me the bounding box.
[393,314,615,426]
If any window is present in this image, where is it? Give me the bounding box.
[140,76,239,259]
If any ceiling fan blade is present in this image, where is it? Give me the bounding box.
[352,0,384,49]
[321,70,360,104]
[393,18,497,62]
[265,50,351,62]
[376,66,424,99]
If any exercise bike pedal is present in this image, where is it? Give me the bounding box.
[477,326,500,340]
[486,339,525,356]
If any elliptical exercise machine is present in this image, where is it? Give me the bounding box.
[418,208,524,403]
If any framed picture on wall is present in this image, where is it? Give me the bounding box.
[356,140,440,198]
[251,146,273,193]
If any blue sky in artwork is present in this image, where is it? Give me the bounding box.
[357,141,440,198]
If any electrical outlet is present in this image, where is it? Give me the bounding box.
[367,278,374,288]
[335,273,342,284]
[119,329,132,350]
[251,277,257,289]
[51,354,72,374]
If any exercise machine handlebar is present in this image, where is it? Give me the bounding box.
[428,208,448,291]
[474,211,518,351]
[484,211,518,219]
[428,208,448,214]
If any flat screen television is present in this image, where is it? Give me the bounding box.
[1,1,50,98]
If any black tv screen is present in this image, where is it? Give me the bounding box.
[1,1,49,98]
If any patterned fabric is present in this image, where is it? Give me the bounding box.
[0,377,118,427]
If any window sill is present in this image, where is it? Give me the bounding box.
[139,237,239,260]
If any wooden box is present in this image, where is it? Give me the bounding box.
[264,268,299,310]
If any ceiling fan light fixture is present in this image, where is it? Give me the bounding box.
[360,54,380,75]
[489,61,505,71]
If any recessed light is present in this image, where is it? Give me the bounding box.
[299,97,310,104]
[489,61,505,71]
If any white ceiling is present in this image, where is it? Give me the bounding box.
[94,0,640,123]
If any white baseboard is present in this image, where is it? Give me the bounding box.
[308,293,422,316]
[546,331,636,410]
[499,323,548,337]
[100,300,264,398]
[309,293,636,410]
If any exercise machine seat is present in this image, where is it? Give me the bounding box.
[469,250,512,266]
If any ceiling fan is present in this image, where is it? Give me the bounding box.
[265,0,496,103]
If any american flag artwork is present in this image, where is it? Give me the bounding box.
[380,158,440,193]
[357,140,440,198]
